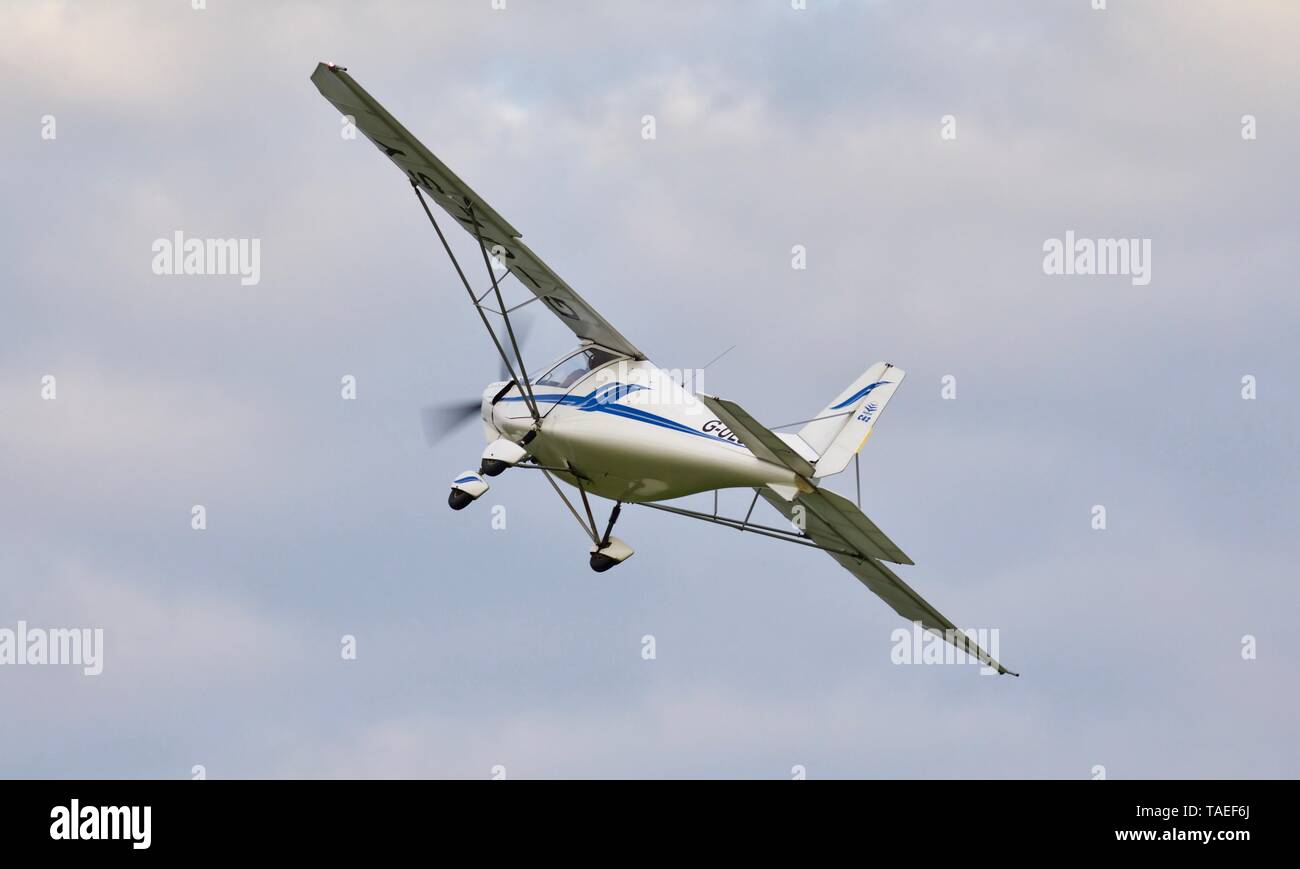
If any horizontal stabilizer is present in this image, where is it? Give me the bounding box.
[810,487,913,566]
[695,392,909,564]
[759,486,912,566]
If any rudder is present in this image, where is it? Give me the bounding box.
[799,362,905,477]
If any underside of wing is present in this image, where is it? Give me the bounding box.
[310,62,644,360]
[757,488,1015,676]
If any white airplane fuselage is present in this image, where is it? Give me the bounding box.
[483,354,805,502]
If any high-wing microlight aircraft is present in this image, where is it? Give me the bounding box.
[312,63,1015,675]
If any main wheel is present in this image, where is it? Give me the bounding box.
[448,489,475,511]
[589,551,620,573]
[479,459,508,477]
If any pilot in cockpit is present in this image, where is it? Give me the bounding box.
[534,347,620,390]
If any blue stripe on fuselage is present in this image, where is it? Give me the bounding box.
[500,383,746,446]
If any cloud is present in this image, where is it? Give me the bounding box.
[2,0,1297,779]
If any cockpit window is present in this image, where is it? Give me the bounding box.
[535,348,620,389]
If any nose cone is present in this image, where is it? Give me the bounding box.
[483,381,536,441]
[482,381,507,433]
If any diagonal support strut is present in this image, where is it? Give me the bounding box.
[410,182,541,423]
[466,199,541,420]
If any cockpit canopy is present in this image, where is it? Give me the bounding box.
[534,346,622,390]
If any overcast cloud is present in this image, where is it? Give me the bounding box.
[1,0,1297,778]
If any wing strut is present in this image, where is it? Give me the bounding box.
[467,200,541,419]
[410,182,541,423]
[634,499,861,558]
[538,469,599,545]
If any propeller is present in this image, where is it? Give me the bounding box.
[421,400,482,445]
[497,313,534,382]
[422,313,534,446]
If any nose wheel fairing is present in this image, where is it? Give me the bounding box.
[448,471,489,510]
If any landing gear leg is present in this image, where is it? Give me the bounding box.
[536,469,634,572]
[599,502,622,549]
[590,501,632,573]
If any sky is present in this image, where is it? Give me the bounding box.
[1,0,1297,778]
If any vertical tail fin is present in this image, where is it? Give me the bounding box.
[799,362,905,477]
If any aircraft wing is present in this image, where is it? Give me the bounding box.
[757,487,1015,676]
[758,490,1013,674]
[696,393,816,477]
[310,62,645,360]
[698,389,1012,674]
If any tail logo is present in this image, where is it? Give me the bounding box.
[831,380,892,410]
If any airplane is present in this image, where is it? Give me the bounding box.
[311,62,1016,676]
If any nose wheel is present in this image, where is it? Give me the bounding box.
[447,471,489,510]
[479,436,532,478]
[479,459,508,477]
